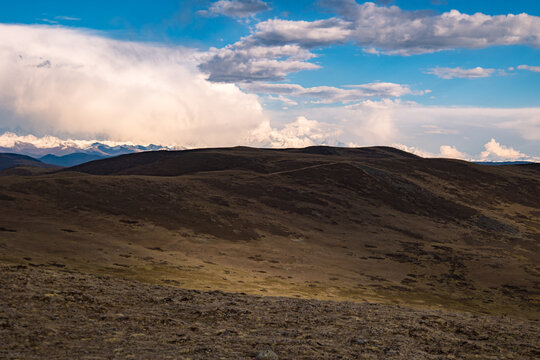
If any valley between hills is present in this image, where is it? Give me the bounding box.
[1,146,539,358]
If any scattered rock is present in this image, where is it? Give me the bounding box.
[120,219,139,225]
[350,338,367,345]
[146,247,164,252]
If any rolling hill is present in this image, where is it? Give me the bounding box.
[0,153,54,171]
[0,153,61,176]
[0,146,538,321]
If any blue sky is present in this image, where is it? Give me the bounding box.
[0,1,539,160]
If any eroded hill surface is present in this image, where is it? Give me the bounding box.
[0,146,539,318]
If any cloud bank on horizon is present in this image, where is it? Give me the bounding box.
[0,24,268,148]
[0,0,538,161]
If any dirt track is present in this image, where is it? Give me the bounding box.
[1,265,538,359]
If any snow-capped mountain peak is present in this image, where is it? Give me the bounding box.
[0,132,180,157]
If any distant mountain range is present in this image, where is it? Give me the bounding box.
[0,141,170,158]
[39,153,107,167]
[0,134,179,167]
[0,132,177,157]
[0,150,155,169]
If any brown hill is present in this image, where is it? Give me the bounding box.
[0,152,58,172]
[67,146,418,176]
[0,146,539,318]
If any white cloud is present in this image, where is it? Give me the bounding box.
[265,100,539,159]
[395,106,540,145]
[480,138,529,161]
[394,143,469,160]
[266,1,540,55]
[1,117,344,153]
[241,82,417,104]
[0,24,268,147]
[393,143,435,158]
[395,141,537,162]
[267,95,298,106]
[439,145,468,159]
[346,82,426,96]
[199,41,319,82]
[362,47,380,55]
[340,99,402,144]
[335,2,540,55]
[0,23,537,160]
[2,99,539,161]
[0,131,96,149]
[249,116,344,148]
[197,16,349,82]
[426,66,496,79]
[498,115,540,141]
[40,19,59,24]
[55,16,81,21]
[420,124,459,135]
[254,18,352,46]
[198,0,269,18]
[199,2,540,82]
[517,64,540,73]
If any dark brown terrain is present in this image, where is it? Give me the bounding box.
[2,264,539,359]
[1,146,539,358]
[0,153,58,175]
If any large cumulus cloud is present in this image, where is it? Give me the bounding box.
[0,24,267,147]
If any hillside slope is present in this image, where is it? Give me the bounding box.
[0,146,539,317]
[0,153,57,171]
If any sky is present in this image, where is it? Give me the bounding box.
[0,0,539,161]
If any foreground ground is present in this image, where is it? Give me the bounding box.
[1,264,538,359]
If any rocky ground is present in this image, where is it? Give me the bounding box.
[1,264,538,359]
